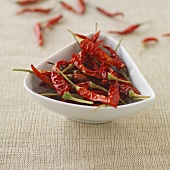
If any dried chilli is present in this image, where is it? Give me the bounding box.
[16,8,51,15]
[141,37,158,46]
[15,0,41,5]
[96,7,124,18]
[108,22,149,35]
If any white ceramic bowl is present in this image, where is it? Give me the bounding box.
[24,33,155,123]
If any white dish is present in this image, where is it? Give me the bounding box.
[24,32,155,123]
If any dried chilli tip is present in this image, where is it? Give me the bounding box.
[96,7,124,18]
[33,23,43,46]
[59,1,78,14]
[141,37,158,47]
[44,15,63,28]
[108,22,149,35]
[16,8,51,15]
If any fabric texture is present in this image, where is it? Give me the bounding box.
[0,0,170,169]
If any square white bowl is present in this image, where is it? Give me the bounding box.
[24,33,155,123]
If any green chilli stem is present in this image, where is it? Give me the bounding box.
[115,38,123,52]
[108,73,131,84]
[129,90,150,99]
[12,68,34,74]
[62,92,93,105]
[89,81,108,92]
[62,63,74,73]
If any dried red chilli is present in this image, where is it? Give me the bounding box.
[31,64,53,87]
[16,8,51,15]
[59,1,78,14]
[15,0,41,5]
[162,33,170,37]
[72,52,130,84]
[67,73,90,84]
[78,0,86,14]
[44,15,63,28]
[96,7,124,18]
[51,71,69,96]
[69,31,124,67]
[107,81,120,107]
[108,22,148,35]
[51,71,93,104]
[33,23,43,46]
[141,37,158,46]
[119,82,149,100]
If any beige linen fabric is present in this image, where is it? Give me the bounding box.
[0,0,170,169]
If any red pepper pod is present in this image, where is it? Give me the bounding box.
[51,71,69,96]
[31,64,52,87]
[119,82,140,98]
[103,45,126,71]
[53,60,69,71]
[67,73,90,84]
[60,1,78,14]
[108,22,148,35]
[72,53,102,78]
[80,39,123,67]
[16,8,51,15]
[107,80,120,107]
[16,0,41,5]
[96,7,124,18]
[141,37,158,46]
[162,33,170,37]
[33,23,43,46]
[44,15,63,28]
[78,0,86,14]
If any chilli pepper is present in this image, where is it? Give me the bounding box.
[59,1,78,14]
[103,45,126,71]
[44,15,63,28]
[107,80,120,107]
[51,71,69,96]
[119,82,150,100]
[141,37,158,46]
[31,64,53,87]
[51,71,93,104]
[72,52,130,84]
[15,0,41,5]
[72,53,102,78]
[69,30,124,67]
[78,0,86,14]
[33,23,43,46]
[16,8,51,15]
[67,73,90,83]
[108,22,149,35]
[162,33,170,37]
[96,7,124,18]
[53,60,69,71]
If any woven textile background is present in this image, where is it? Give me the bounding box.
[0,0,170,169]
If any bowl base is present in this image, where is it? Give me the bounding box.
[67,117,111,124]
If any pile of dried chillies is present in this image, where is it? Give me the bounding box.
[13,31,150,107]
